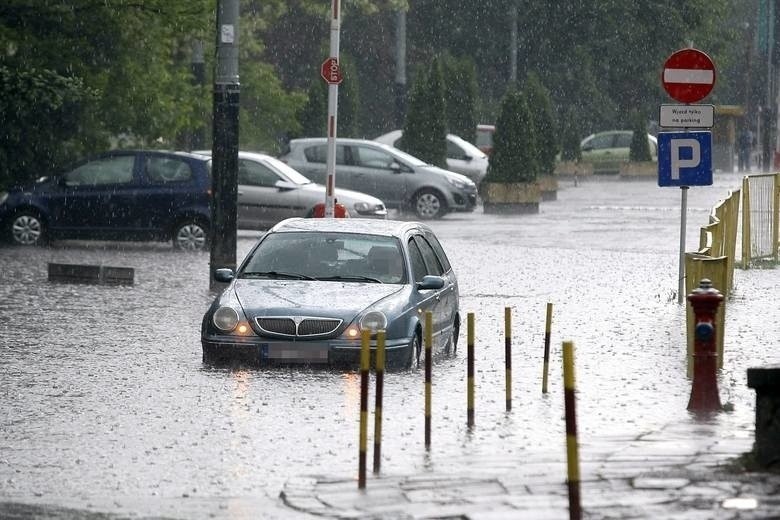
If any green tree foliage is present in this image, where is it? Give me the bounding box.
[484,86,539,184]
[524,72,558,175]
[629,111,652,162]
[441,53,478,142]
[401,57,447,168]
[0,67,96,188]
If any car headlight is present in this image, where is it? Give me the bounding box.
[353,202,372,212]
[445,176,473,190]
[213,306,240,332]
[359,311,387,332]
[0,192,7,206]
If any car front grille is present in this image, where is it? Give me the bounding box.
[255,316,343,338]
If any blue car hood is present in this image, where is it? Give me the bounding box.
[233,279,404,319]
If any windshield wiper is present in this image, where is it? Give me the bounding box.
[315,275,383,283]
[241,271,316,280]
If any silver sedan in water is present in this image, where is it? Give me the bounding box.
[194,150,387,229]
[201,217,460,368]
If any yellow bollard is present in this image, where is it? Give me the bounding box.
[372,330,385,474]
[505,307,512,411]
[562,341,582,520]
[358,329,370,489]
[424,311,433,449]
[542,302,553,393]
[467,312,475,427]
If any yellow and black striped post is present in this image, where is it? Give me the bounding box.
[562,340,582,520]
[504,307,512,411]
[467,312,475,428]
[358,329,370,489]
[372,330,386,474]
[542,302,553,394]
[424,311,433,449]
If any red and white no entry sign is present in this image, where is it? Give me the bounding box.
[661,48,715,104]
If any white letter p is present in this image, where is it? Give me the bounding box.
[671,139,700,180]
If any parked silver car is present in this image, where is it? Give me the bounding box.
[373,129,488,185]
[194,151,387,229]
[279,138,478,220]
[201,217,460,368]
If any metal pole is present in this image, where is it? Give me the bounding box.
[210,0,239,289]
[467,312,475,428]
[678,186,689,304]
[424,311,432,449]
[324,0,342,218]
[394,9,407,128]
[509,1,518,83]
[504,307,512,412]
[358,329,370,488]
[190,39,206,151]
[372,330,386,475]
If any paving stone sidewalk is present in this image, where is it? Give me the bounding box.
[280,422,780,519]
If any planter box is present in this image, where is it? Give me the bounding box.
[619,161,657,179]
[554,161,594,178]
[538,175,558,201]
[482,182,541,214]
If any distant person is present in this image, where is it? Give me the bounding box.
[738,126,753,172]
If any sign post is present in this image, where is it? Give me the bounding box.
[659,48,716,304]
[322,1,342,218]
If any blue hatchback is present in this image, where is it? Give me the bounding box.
[0,150,212,250]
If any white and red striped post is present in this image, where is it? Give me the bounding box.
[324,0,342,218]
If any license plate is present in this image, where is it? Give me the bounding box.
[266,344,329,363]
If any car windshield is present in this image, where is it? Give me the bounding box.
[240,231,406,284]
[264,156,312,185]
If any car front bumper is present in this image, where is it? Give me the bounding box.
[202,334,411,367]
[449,189,478,212]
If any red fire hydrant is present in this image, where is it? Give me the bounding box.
[687,278,724,414]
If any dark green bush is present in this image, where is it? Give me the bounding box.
[484,86,539,183]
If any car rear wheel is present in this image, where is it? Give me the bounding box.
[412,189,446,220]
[9,211,46,246]
[172,219,208,251]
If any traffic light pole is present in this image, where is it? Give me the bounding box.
[210,0,239,288]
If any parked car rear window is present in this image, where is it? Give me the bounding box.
[146,156,193,183]
[65,156,135,186]
[304,144,347,165]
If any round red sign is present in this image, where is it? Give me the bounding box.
[661,48,716,104]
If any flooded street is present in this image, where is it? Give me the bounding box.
[1,174,777,519]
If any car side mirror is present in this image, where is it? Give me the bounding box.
[214,268,235,283]
[416,275,445,291]
[390,162,403,173]
[581,144,593,152]
[462,154,473,162]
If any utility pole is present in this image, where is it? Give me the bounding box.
[509,1,518,83]
[394,9,407,128]
[191,39,206,150]
[210,0,239,288]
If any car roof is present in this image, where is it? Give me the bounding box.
[290,137,387,146]
[268,217,431,238]
[193,150,273,161]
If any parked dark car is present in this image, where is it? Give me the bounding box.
[0,150,212,250]
[201,217,460,368]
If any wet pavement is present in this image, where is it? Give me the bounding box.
[1,173,779,519]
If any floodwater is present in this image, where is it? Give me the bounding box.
[1,173,777,519]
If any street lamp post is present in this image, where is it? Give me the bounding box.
[210,0,240,288]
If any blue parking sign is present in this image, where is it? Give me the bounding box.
[657,131,712,187]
